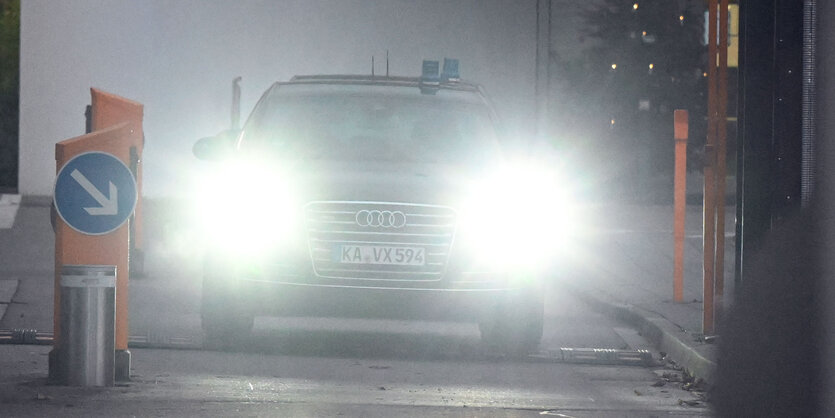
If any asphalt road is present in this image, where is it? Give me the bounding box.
[1,341,708,417]
[127,258,636,357]
[0,199,711,416]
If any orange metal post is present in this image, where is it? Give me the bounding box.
[673,110,688,303]
[52,89,143,382]
[703,0,719,335]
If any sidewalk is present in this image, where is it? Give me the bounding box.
[560,203,735,384]
[0,195,54,335]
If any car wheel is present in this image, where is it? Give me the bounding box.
[201,262,254,351]
[479,287,544,355]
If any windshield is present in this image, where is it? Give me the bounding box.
[239,85,501,164]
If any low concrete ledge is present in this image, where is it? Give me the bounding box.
[565,281,716,384]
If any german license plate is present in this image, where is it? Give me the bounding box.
[337,245,425,266]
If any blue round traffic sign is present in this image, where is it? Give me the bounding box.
[54,152,137,235]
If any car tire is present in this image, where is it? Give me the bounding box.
[479,286,544,356]
[201,261,254,351]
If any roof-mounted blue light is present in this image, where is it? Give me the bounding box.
[421,60,440,85]
[441,58,460,82]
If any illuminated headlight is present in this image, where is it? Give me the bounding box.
[192,159,299,256]
[459,163,578,271]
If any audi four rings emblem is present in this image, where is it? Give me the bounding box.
[356,210,407,228]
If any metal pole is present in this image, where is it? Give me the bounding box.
[802,0,817,207]
[536,0,551,141]
[231,77,242,131]
[714,0,730,322]
[59,265,116,386]
[703,0,719,336]
[816,0,835,413]
[703,145,717,335]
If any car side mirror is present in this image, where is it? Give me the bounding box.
[193,130,239,161]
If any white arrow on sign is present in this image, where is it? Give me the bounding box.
[70,169,118,216]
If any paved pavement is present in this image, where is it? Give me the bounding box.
[0,196,55,334]
[562,203,735,384]
[1,343,708,417]
[0,194,720,416]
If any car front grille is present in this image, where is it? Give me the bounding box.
[305,201,456,282]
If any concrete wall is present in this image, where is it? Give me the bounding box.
[20,0,537,197]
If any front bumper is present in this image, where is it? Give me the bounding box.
[236,277,537,321]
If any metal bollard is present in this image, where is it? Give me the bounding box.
[59,265,116,386]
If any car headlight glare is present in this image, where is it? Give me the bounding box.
[193,159,298,256]
[459,163,577,270]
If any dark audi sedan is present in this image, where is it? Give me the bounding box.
[193,64,572,353]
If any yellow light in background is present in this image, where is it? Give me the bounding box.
[632,3,638,10]
[648,63,654,70]
[642,30,647,36]
[728,4,740,67]
[703,71,708,77]
[679,15,685,22]
[611,63,617,70]
[610,119,616,125]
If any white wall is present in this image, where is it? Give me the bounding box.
[20,0,537,197]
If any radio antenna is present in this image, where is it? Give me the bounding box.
[386,50,390,77]
[231,76,242,130]
[371,56,375,77]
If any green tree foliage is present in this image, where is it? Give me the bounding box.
[0,0,19,190]
[554,0,706,197]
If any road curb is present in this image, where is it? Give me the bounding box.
[565,281,716,384]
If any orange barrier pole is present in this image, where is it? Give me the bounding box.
[673,110,689,303]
